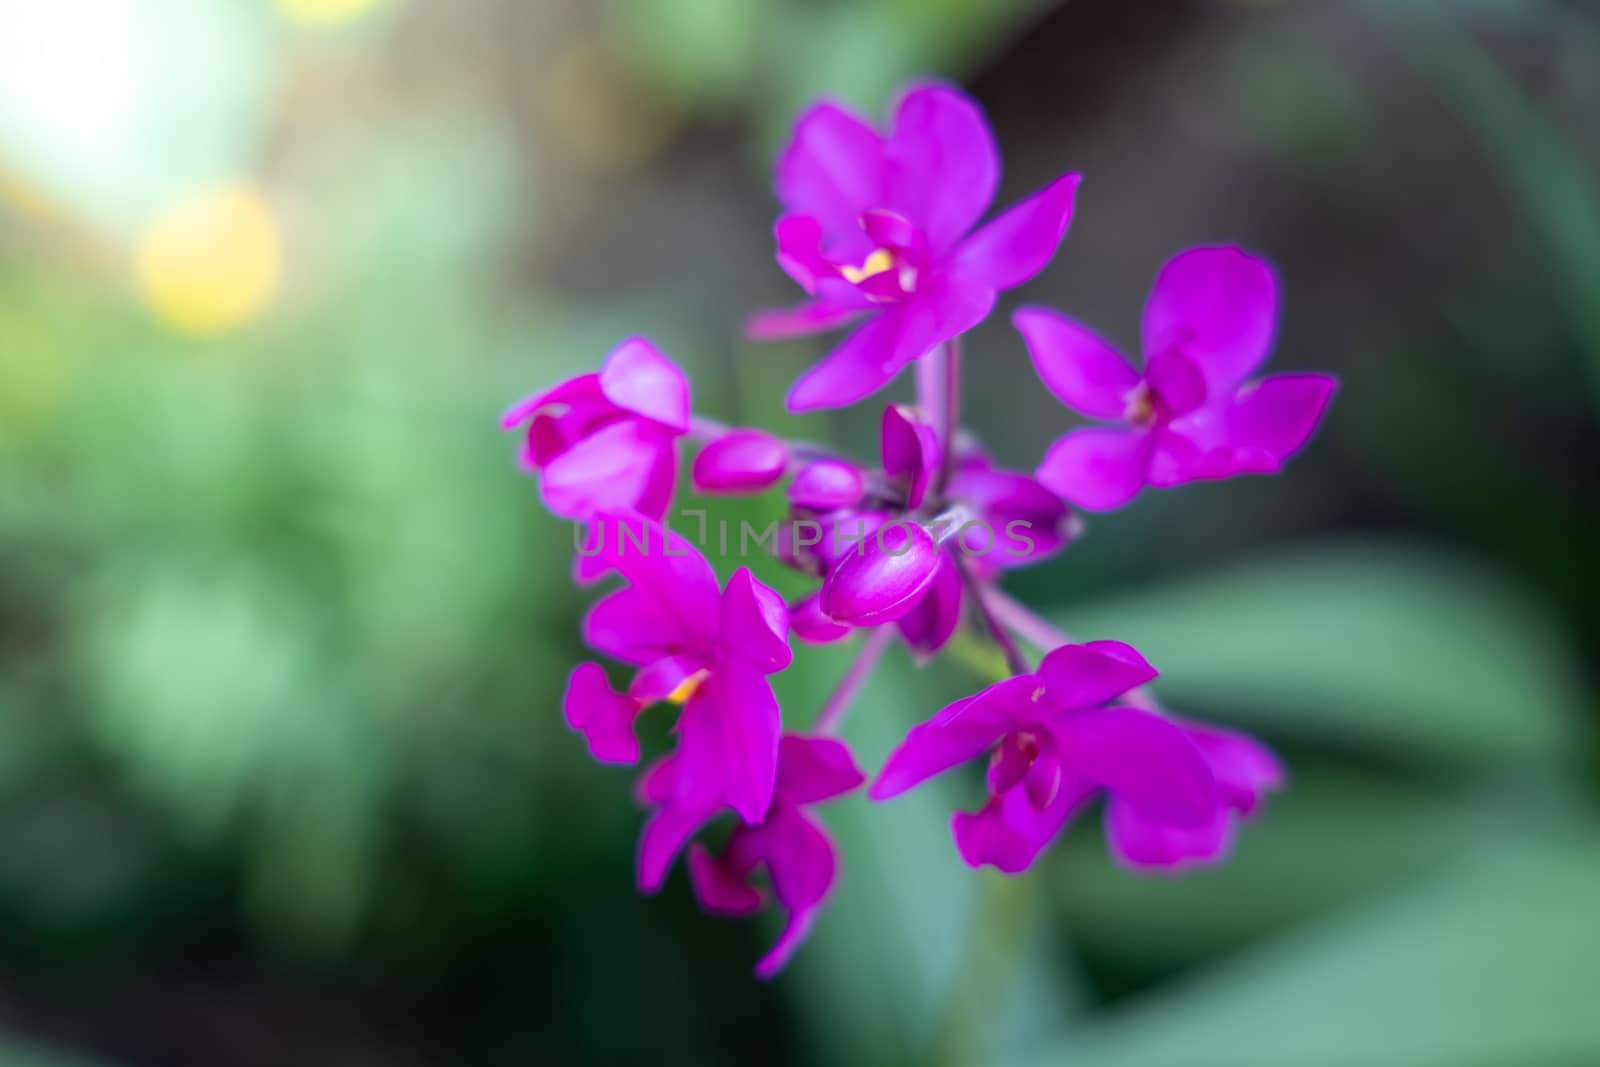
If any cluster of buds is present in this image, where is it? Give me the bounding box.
[505,84,1334,977]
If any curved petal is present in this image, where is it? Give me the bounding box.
[627,654,706,705]
[951,777,1094,874]
[1142,246,1279,395]
[893,548,963,658]
[746,297,865,341]
[1225,373,1337,464]
[585,513,723,651]
[688,840,764,915]
[786,310,904,413]
[540,421,665,520]
[882,84,999,252]
[880,403,936,508]
[636,799,715,893]
[786,279,995,413]
[870,679,1032,800]
[563,662,645,764]
[1013,305,1139,419]
[720,568,793,673]
[692,429,791,494]
[1035,427,1152,512]
[951,173,1081,291]
[776,102,884,257]
[699,660,783,825]
[1185,722,1286,815]
[776,735,866,805]
[598,337,690,433]
[1053,707,1217,827]
[789,592,852,644]
[763,805,838,912]
[582,587,684,666]
[1105,796,1233,871]
[1037,640,1159,712]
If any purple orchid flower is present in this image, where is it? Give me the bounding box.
[750,83,1081,412]
[562,515,792,824]
[872,641,1247,874]
[502,337,690,520]
[1017,246,1337,511]
[661,734,868,978]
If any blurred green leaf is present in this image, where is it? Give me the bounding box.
[1053,542,1590,772]
[1026,834,1600,1067]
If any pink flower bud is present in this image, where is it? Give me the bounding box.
[819,521,941,625]
[692,429,790,493]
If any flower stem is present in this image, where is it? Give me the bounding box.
[916,340,964,497]
[983,587,1161,710]
[958,562,1031,677]
[815,626,894,735]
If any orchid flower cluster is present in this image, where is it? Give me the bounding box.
[505,84,1335,977]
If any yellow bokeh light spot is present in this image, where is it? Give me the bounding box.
[278,0,387,27]
[136,182,282,337]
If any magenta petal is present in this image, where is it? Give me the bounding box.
[540,421,664,520]
[628,654,706,705]
[880,404,935,508]
[747,297,865,341]
[1013,305,1140,419]
[820,521,941,626]
[951,779,1090,874]
[598,337,691,433]
[1105,796,1232,871]
[1186,723,1286,815]
[1053,707,1217,826]
[1145,349,1208,416]
[789,460,865,512]
[785,309,906,413]
[763,806,838,917]
[789,593,852,644]
[951,173,1081,291]
[582,587,683,666]
[636,800,714,893]
[883,84,999,252]
[563,662,644,764]
[945,464,1075,567]
[502,373,603,431]
[692,429,791,494]
[1142,246,1279,396]
[720,569,794,673]
[639,441,679,521]
[1035,427,1152,512]
[776,102,885,255]
[707,660,783,824]
[634,754,676,806]
[775,735,865,804]
[870,684,1022,800]
[893,549,963,658]
[1225,373,1337,464]
[754,909,819,980]
[1037,640,1159,712]
[688,842,764,915]
[589,514,723,650]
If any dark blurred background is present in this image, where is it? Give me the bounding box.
[0,1,1596,1064]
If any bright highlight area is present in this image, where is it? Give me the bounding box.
[279,0,388,27]
[136,183,282,336]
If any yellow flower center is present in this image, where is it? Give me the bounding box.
[666,670,709,705]
[840,247,895,284]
